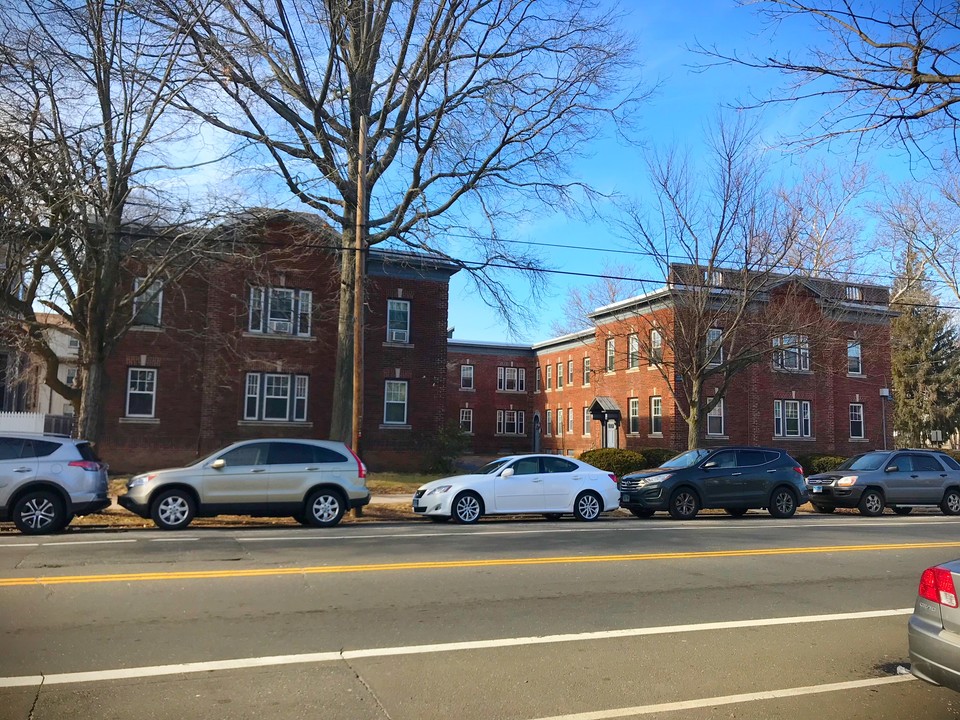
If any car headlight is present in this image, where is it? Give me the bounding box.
[836,476,858,487]
[637,473,672,487]
[426,485,453,495]
[127,474,156,489]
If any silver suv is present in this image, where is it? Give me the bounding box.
[806,449,960,516]
[0,433,110,534]
[118,438,371,530]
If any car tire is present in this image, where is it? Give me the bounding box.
[12,490,66,535]
[428,515,451,523]
[151,489,196,530]
[768,487,798,519]
[573,491,602,521]
[811,503,835,513]
[304,489,346,528]
[543,513,563,521]
[941,489,960,516]
[668,487,700,520]
[452,491,483,524]
[292,513,310,526]
[858,489,885,517]
[892,506,913,516]
[724,508,748,518]
[629,508,656,519]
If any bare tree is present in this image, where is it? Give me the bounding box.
[0,0,223,444]
[549,262,644,337]
[146,0,642,442]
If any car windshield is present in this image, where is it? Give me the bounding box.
[836,452,889,471]
[661,449,711,469]
[478,458,512,475]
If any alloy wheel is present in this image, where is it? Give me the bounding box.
[575,492,601,521]
[454,493,481,523]
[18,497,57,532]
[158,496,190,526]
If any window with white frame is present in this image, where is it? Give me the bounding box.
[133,278,163,326]
[546,365,552,389]
[627,333,639,369]
[65,367,78,387]
[249,287,312,336]
[583,357,591,385]
[555,363,563,388]
[567,407,574,434]
[706,328,723,365]
[497,366,525,392]
[847,341,862,374]
[556,408,563,436]
[628,397,640,434]
[705,270,724,287]
[773,335,810,371]
[386,299,410,343]
[649,329,663,365]
[606,338,615,372]
[849,403,865,438]
[460,408,473,433]
[384,380,409,424]
[244,372,309,422]
[567,360,574,385]
[650,396,662,434]
[545,409,553,436]
[706,398,724,436]
[460,364,474,389]
[67,336,80,349]
[774,399,811,438]
[583,407,591,436]
[496,410,525,435]
[126,368,157,417]
[535,367,542,391]
[845,285,863,301]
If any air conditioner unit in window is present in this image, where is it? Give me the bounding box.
[389,329,408,343]
[268,320,293,334]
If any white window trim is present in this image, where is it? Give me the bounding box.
[263,373,292,421]
[847,340,863,375]
[628,397,640,434]
[567,361,574,385]
[583,407,591,436]
[773,335,810,372]
[384,380,409,425]
[497,366,525,392]
[606,338,616,372]
[460,408,473,434]
[496,409,525,436]
[133,278,163,327]
[707,328,723,366]
[460,364,474,390]
[849,403,865,439]
[546,365,553,390]
[126,367,157,418]
[244,373,261,420]
[249,286,312,337]
[706,398,724,436]
[583,357,591,386]
[567,407,574,434]
[628,334,640,369]
[650,395,662,435]
[649,329,663,366]
[545,410,553,436]
[244,372,309,422]
[555,363,563,388]
[387,299,411,344]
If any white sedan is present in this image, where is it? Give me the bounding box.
[412,454,620,523]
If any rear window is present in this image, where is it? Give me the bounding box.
[542,457,577,473]
[738,450,770,467]
[75,442,101,462]
[911,454,944,472]
[22,440,62,458]
[311,446,348,464]
[940,455,960,471]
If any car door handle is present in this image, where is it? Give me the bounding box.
[532,479,543,483]
[13,467,32,473]
[911,474,919,478]
[250,468,266,473]
[941,474,949,478]
[731,472,742,476]
[766,469,777,473]
[306,467,319,471]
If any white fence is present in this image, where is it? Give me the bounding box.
[0,412,45,434]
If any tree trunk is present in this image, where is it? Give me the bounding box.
[329,241,357,443]
[686,380,702,450]
[77,360,106,446]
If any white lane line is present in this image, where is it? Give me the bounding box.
[0,543,38,548]
[527,676,917,720]
[0,607,912,688]
[34,540,137,547]
[149,537,199,542]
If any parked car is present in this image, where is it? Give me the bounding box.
[909,560,960,692]
[805,449,960,516]
[118,439,370,530]
[618,446,807,520]
[412,454,620,523]
[0,433,109,534]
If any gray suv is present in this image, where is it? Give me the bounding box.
[0,433,110,534]
[806,450,960,516]
[119,438,371,529]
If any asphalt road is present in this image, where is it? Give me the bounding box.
[2,512,960,719]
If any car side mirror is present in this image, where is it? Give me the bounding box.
[210,458,226,470]
[501,468,515,479]
[702,461,717,470]
[885,465,898,473]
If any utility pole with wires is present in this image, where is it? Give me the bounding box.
[351,114,367,454]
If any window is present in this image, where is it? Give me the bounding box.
[556,409,563,436]
[849,403,865,439]
[496,410,525,435]
[628,334,640,369]
[649,329,663,365]
[133,278,163,326]
[774,399,811,438]
[706,328,723,366]
[845,285,863,301]
[536,367,542,392]
[126,368,157,417]
[460,408,473,433]
[384,380,409,424]
[567,360,574,385]
[497,366,525,392]
[67,336,80,349]
[567,407,574,434]
[460,365,474,389]
[583,407,591,436]
[847,341,862,374]
[556,363,563,388]
[244,372,309,422]
[270,442,327,465]
[628,397,640,434]
[65,367,77,387]
[650,396,662,434]
[546,365,553,390]
[705,270,724,286]
[606,338,615,372]
[218,442,269,467]
[583,357,591,385]
[545,409,553,436]
[543,457,578,473]
[512,457,540,474]
[773,335,810,371]
[249,287,312,336]
[707,398,724,436]
[386,299,411,343]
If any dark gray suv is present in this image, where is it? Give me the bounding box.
[619,447,808,520]
[806,450,960,516]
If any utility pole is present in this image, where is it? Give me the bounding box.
[351,115,367,453]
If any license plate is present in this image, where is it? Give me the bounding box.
[812,486,822,494]
[621,493,630,502]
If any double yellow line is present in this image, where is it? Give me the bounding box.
[1,540,958,587]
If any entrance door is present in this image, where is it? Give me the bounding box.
[532,415,541,452]
[605,419,619,449]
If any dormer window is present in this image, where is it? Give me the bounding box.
[705,270,724,287]
[845,285,863,301]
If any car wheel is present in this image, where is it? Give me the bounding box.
[811,503,835,514]
[724,508,748,518]
[768,487,798,519]
[543,513,563,521]
[305,489,346,528]
[151,489,196,530]
[892,506,913,516]
[668,488,700,520]
[629,508,655,519]
[452,491,483,524]
[12,490,66,535]
[858,489,885,517]
[941,490,960,516]
[573,491,602,521]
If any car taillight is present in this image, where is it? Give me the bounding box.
[919,566,959,608]
[69,460,102,471]
[608,473,617,484]
[347,447,366,480]
[794,466,804,475]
